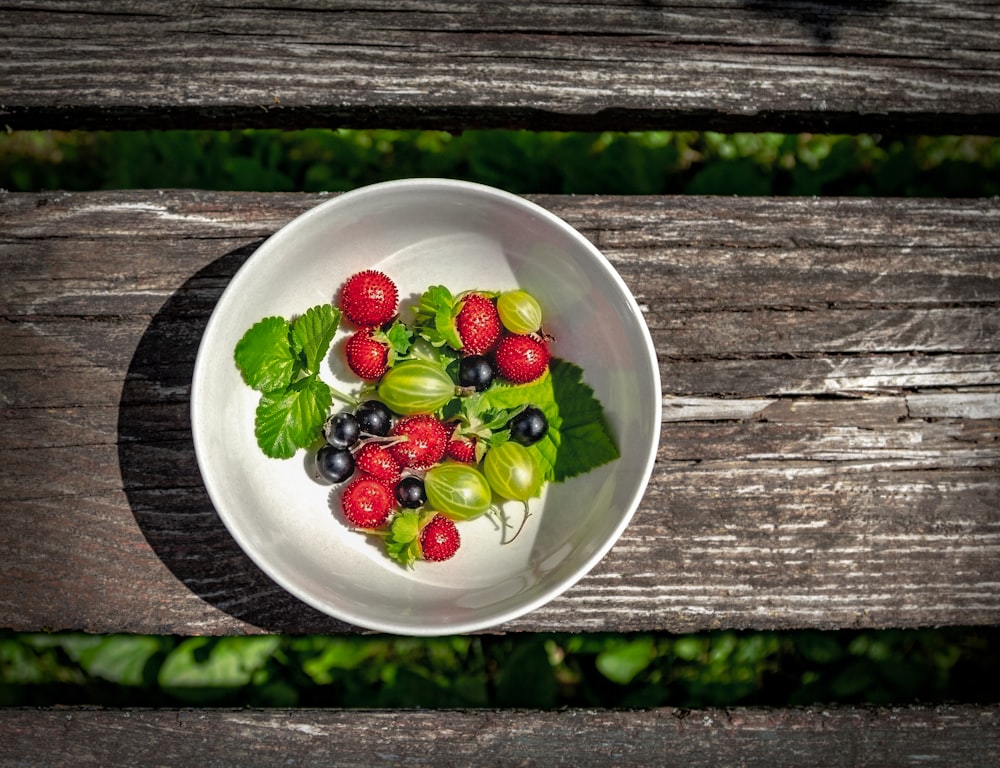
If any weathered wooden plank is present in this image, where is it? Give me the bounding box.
[1,706,998,768]
[4,193,1000,316]
[2,1,999,132]
[1,190,998,635]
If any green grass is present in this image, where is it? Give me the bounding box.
[2,128,998,709]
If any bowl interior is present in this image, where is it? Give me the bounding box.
[192,179,660,634]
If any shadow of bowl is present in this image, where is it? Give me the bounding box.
[116,241,357,634]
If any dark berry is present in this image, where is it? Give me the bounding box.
[458,355,494,392]
[508,406,548,446]
[355,400,392,437]
[395,476,427,509]
[325,412,361,449]
[315,445,355,484]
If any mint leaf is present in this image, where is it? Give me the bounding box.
[383,318,414,365]
[291,304,340,374]
[547,359,619,481]
[412,285,462,349]
[384,510,423,568]
[236,304,343,459]
[234,316,298,392]
[478,358,618,482]
[254,376,332,459]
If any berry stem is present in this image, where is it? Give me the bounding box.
[328,385,360,407]
[502,501,532,545]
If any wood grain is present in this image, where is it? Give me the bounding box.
[1,705,998,768]
[1,190,998,635]
[2,0,999,132]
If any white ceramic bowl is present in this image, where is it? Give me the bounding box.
[191,178,660,635]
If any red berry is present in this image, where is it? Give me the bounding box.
[388,414,449,469]
[455,293,502,355]
[420,514,460,562]
[446,438,477,463]
[339,269,398,327]
[345,329,388,380]
[354,443,401,485]
[340,474,394,528]
[494,334,550,384]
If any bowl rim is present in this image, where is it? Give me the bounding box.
[191,177,662,635]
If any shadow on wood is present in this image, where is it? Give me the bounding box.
[742,0,895,42]
[115,242,356,634]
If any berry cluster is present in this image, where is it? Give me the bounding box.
[315,270,554,566]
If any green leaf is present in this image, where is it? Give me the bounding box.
[596,637,656,684]
[412,284,462,349]
[546,359,619,481]
[291,304,340,374]
[302,638,379,684]
[158,637,281,702]
[76,635,163,686]
[383,318,414,364]
[234,316,298,392]
[384,510,424,567]
[255,376,332,459]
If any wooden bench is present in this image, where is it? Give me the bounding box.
[2,1,999,764]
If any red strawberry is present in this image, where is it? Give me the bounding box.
[446,437,477,463]
[340,474,394,528]
[339,270,398,327]
[354,443,401,485]
[345,328,388,380]
[494,334,550,384]
[455,293,501,355]
[419,514,461,562]
[388,414,449,469]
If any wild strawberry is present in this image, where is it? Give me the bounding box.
[455,293,501,355]
[419,514,461,562]
[388,414,449,469]
[340,474,394,528]
[494,334,550,384]
[354,443,401,485]
[339,269,398,327]
[345,328,388,380]
[446,437,477,463]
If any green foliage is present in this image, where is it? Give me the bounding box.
[2,629,997,709]
[233,304,340,458]
[2,130,998,197]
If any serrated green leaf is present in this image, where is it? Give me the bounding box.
[384,318,414,364]
[486,428,511,447]
[547,358,619,481]
[413,284,463,349]
[255,376,332,459]
[385,510,422,567]
[291,304,340,374]
[234,316,298,392]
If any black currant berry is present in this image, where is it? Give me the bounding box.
[325,412,361,449]
[395,476,427,509]
[508,406,548,446]
[355,400,392,437]
[458,355,494,392]
[315,444,355,484]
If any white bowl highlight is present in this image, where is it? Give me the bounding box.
[191,179,660,635]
